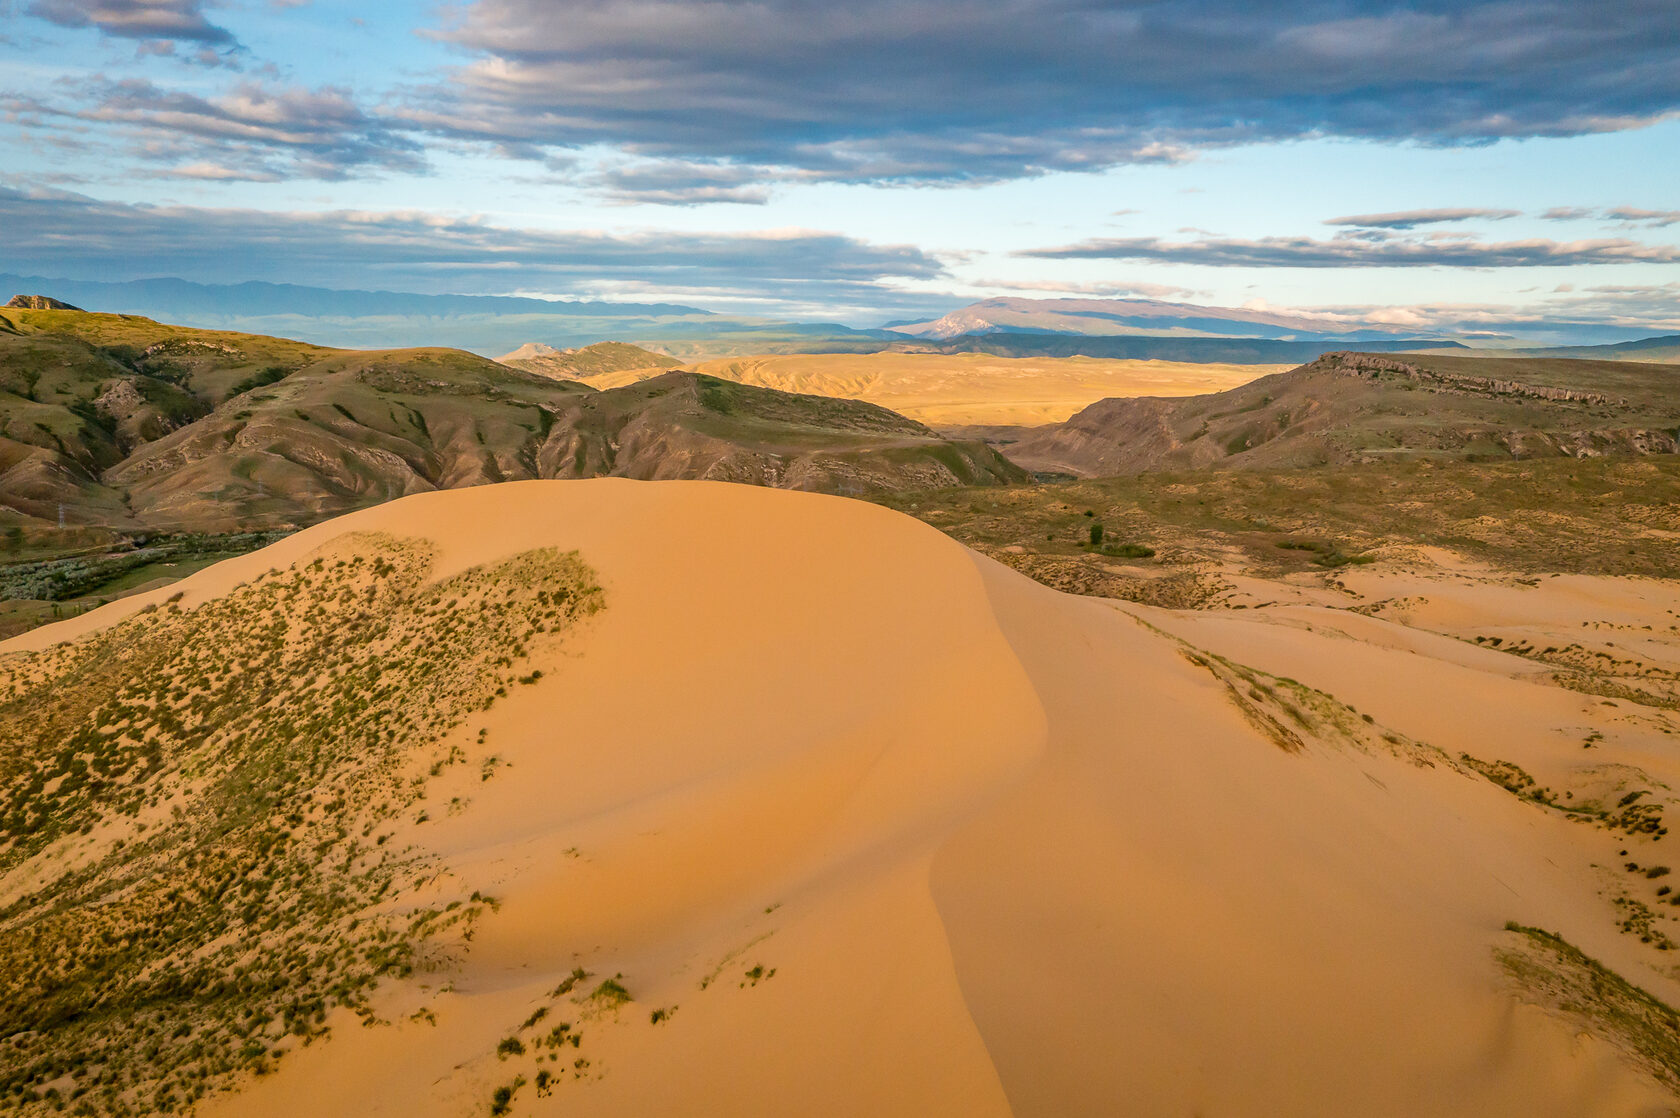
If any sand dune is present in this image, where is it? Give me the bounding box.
[578,351,1279,427]
[6,479,1680,1116]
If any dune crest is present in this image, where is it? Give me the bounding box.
[3,479,1677,1117]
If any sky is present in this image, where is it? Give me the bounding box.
[1,0,1678,339]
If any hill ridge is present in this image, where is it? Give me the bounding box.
[1002,348,1680,476]
[0,310,1023,535]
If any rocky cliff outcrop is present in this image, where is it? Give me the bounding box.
[5,295,82,311]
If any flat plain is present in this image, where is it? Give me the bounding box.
[575,350,1282,426]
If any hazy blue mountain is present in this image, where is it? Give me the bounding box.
[1479,335,1680,363]
[886,296,1448,343]
[901,333,1465,363]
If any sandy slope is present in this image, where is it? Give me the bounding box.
[578,352,1278,426]
[9,479,1679,1116]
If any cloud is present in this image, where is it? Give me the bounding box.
[1539,204,1680,227]
[148,160,284,182]
[393,0,1680,189]
[11,79,425,180]
[970,280,1205,301]
[1607,206,1680,227]
[587,160,782,206]
[26,0,234,46]
[1326,207,1522,229]
[1301,283,1680,342]
[1020,231,1680,268]
[0,185,947,316]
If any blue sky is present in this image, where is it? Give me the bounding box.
[2,0,1678,338]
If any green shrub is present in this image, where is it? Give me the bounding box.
[591,977,631,1006]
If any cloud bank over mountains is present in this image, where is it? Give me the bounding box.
[3,185,1673,345]
[1024,233,1680,269]
[0,185,949,316]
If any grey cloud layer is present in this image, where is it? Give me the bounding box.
[6,80,424,180]
[1023,231,1680,268]
[0,187,945,311]
[16,1,1680,195]
[403,0,1680,186]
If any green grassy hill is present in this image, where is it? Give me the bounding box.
[0,309,337,528]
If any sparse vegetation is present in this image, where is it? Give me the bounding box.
[489,1076,525,1116]
[1499,921,1680,1092]
[881,457,1680,605]
[0,532,604,1116]
[1459,755,1669,838]
[591,977,632,1007]
[549,968,590,998]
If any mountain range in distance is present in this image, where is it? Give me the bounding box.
[15,273,1675,364]
[0,272,897,358]
[885,295,1431,342]
[1465,334,1680,364]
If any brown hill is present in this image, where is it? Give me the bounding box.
[107,359,1024,531]
[0,309,1024,534]
[0,308,335,527]
[497,340,673,380]
[1004,350,1680,476]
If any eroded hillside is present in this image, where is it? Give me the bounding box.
[0,310,1023,537]
[1003,350,1680,476]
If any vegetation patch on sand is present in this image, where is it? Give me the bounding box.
[0,533,603,1116]
[1499,922,1680,1093]
[1172,641,1441,765]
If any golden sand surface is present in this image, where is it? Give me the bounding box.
[6,479,1680,1117]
